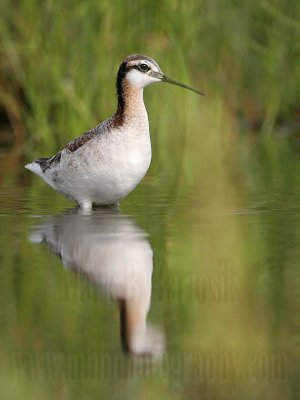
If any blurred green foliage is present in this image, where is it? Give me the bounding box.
[1,0,300,155]
[1,2,300,399]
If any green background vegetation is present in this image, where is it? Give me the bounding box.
[0,1,300,399]
[1,0,300,148]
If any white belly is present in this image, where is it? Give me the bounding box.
[51,129,152,206]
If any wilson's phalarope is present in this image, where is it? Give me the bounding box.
[30,209,165,358]
[25,54,203,211]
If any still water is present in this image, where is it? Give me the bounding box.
[0,137,299,399]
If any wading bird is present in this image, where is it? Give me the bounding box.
[26,54,203,211]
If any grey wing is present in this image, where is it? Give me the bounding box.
[34,153,63,173]
[65,129,97,153]
[34,120,110,173]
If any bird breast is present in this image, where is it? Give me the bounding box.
[55,123,151,203]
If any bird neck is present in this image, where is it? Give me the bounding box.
[114,78,147,126]
[119,299,148,353]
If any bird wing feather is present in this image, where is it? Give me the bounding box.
[34,119,112,173]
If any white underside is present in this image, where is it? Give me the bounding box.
[26,123,151,210]
[30,211,165,358]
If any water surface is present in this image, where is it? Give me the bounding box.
[0,137,299,400]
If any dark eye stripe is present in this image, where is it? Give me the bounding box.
[125,63,151,73]
[139,63,150,72]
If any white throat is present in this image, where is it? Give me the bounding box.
[126,69,160,89]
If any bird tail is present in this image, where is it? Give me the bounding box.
[25,159,57,189]
[25,161,44,178]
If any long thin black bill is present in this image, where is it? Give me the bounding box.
[162,75,204,96]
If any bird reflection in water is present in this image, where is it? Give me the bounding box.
[30,208,165,359]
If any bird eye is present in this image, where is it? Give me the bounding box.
[139,63,150,72]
